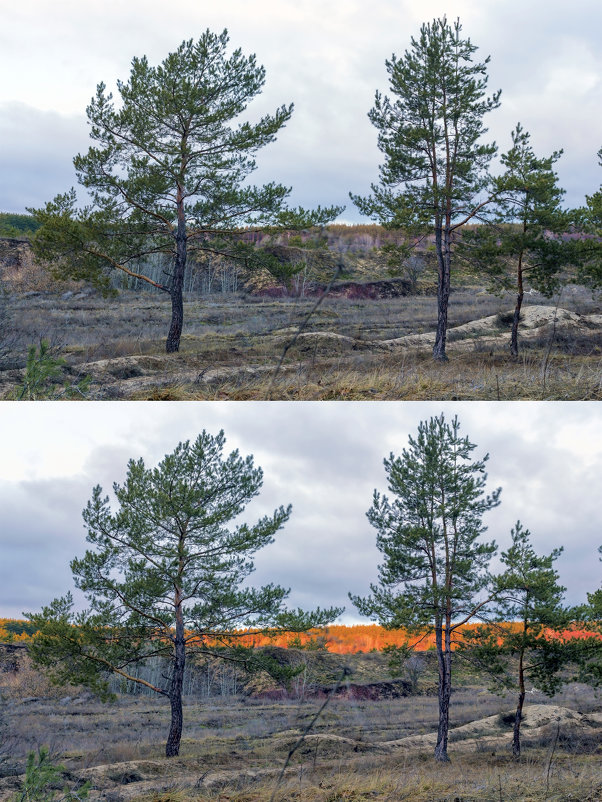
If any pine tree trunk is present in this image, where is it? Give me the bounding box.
[166,187,187,353]
[166,285,184,353]
[513,645,526,758]
[510,250,525,358]
[165,677,184,757]
[165,590,186,757]
[433,224,451,361]
[434,624,451,762]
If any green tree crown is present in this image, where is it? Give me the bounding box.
[351,414,500,633]
[26,430,341,756]
[351,16,500,230]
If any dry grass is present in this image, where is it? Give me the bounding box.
[177,351,602,401]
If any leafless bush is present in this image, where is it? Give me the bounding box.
[2,653,75,701]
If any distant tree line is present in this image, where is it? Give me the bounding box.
[0,213,40,238]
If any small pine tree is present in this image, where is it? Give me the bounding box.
[14,747,89,802]
[462,522,573,757]
[459,124,570,356]
[15,341,91,400]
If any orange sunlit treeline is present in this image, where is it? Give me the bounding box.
[230,623,600,653]
[2,619,599,653]
[0,618,34,643]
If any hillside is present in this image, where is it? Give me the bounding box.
[0,225,430,295]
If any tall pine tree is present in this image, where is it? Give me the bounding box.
[459,124,569,356]
[27,430,341,758]
[351,17,501,360]
[350,414,500,761]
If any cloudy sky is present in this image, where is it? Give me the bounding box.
[0,401,599,623]
[0,0,600,219]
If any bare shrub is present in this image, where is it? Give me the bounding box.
[2,653,76,701]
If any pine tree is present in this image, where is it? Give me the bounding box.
[587,545,602,618]
[573,545,602,688]
[29,30,341,352]
[459,124,569,356]
[26,430,341,757]
[462,522,572,757]
[351,17,501,360]
[350,414,500,761]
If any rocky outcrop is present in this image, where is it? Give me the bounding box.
[0,238,42,292]
[254,277,435,299]
[0,237,31,270]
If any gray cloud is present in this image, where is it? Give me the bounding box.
[0,1,600,217]
[0,477,90,616]
[0,402,599,623]
[0,103,88,212]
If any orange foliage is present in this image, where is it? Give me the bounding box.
[1,619,599,653]
[0,618,32,643]
[196,623,600,653]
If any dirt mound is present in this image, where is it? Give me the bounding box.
[254,277,418,299]
[382,305,602,351]
[332,679,414,700]
[385,703,602,752]
[270,703,602,757]
[292,305,601,354]
[326,278,418,299]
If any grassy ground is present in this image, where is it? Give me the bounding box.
[1,285,600,400]
[1,649,601,801]
[2,690,601,801]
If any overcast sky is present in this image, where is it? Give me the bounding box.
[0,0,600,219]
[0,401,599,623]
